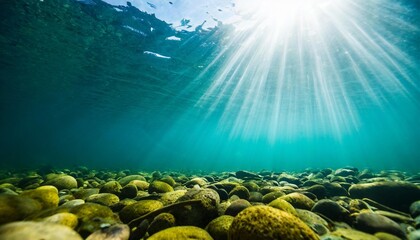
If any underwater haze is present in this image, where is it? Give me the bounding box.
[0,0,419,171]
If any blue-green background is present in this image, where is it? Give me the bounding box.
[0,0,419,172]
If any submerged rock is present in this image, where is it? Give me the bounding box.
[205,215,234,240]
[148,180,174,194]
[354,212,405,238]
[119,200,163,223]
[20,185,59,209]
[0,195,42,224]
[86,224,130,240]
[0,221,82,240]
[228,205,319,240]
[349,182,420,211]
[148,226,213,240]
[44,175,78,190]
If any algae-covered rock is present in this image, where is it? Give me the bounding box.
[100,181,122,195]
[268,198,298,216]
[70,202,120,237]
[0,221,83,240]
[85,193,120,207]
[172,188,220,227]
[330,228,379,240]
[205,215,234,240]
[20,185,59,209]
[160,190,187,205]
[312,199,350,222]
[149,180,174,194]
[354,212,405,238]
[280,192,315,210]
[148,226,213,240]
[261,191,286,204]
[160,175,176,186]
[120,183,138,199]
[44,175,78,190]
[119,200,163,223]
[228,205,319,240]
[129,180,149,191]
[225,199,251,216]
[296,209,330,236]
[229,186,250,200]
[41,212,79,229]
[86,224,130,240]
[147,212,176,235]
[72,188,100,200]
[0,195,42,224]
[118,175,146,186]
[349,182,420,211]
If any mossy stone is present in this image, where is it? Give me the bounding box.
[228,205,319,240]
[205,215,234,240]
[225,199,251,216]
[148,226,213,240]
[120,183,138,199]
[268,198,297,216]
[331,228,378,240]
[262,191,285,204]
[85,193,120,207]
[119,200,163,223]
[44,175,78,190]
[0,221,83,240]
[148,180,174,194]
[229,186,250,200]
[280,192,315,210]
[147,212,176,235]
[20,185,59,209]
[41,212,79,229]
[160,175,176,186]
[0,195,42,224]
[118,175,146,186]
[99,181,122,195]
[73,188,100,200]
[129,180,149,191]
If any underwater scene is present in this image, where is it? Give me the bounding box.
[0,0,419,239]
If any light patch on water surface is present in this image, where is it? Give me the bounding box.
[194,0,419,142]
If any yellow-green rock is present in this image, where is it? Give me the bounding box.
[129,180,149,191]
[205,215,234,240]
[148,226,213,240]
[41,212,79,229]
[100,181,122,195]
[228,205,319,240]
[375,232,402,240]
[44,175,78,190]
[20,185,59,209]
[331,228,379,240]
[119,200,163,223]
[0,221,83,240]
[149,180,174,194]
[268,198,298,216]
[85,193,120,207]
[0,195,42,224]
[147,212,176,235]
[280,192,315,210]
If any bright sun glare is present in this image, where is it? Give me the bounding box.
[194,0,418,142]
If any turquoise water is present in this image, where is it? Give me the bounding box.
[0,0,419,171]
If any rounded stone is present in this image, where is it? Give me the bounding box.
[99,181,122,195]
[118,175,146,186]
[311,199,350,222]
[262,191,286,204]
[85,193,120,207]
[410,200,420,218]
[349,182,420,211]
[0,195,42,224]
[85,224,130,240]
[147,212,176,235]
[41,212,79,229]
[268,198,297,216]
[44,175,78,190]
[280,192,315,210]
[228,205,319,240]
[148,180,174,194]
[225,199,252,216]
[129,180,149,191]
[249,191,263,202]
[20,185,59,209]
[205,215,234,240]
[120,183,138,199]
[0,221,82,240]
[148,226,213,240]
[229,186,250,200]
[355,212,405,238]
[160,175,176,186]
[119,200,163,223]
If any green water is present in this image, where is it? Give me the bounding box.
[0,0,419,172]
